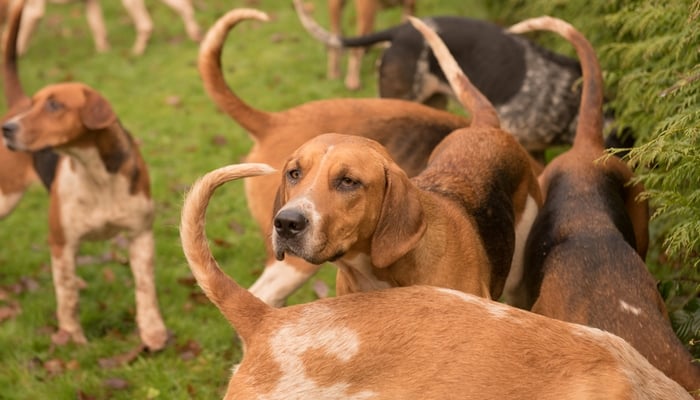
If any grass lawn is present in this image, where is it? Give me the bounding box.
[0,0,489,398]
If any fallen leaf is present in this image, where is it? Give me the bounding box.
[228,219,245,235]
[77,390,97,400]
[0,301,21,322]
[165,95,182,107]
[43,358,64,376]
[211,134,228,147]
[102,267,116,283]
[177,339,202,361]
[51,330,73,347]
[212,238,232,248]
[103,377,130,390]
[98,344,145,369]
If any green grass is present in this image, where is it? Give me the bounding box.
[0,0,487,398]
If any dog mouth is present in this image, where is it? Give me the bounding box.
[273,238,343,265]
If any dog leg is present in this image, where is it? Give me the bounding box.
[345,0,377,90]
[127,231,168,351]
[248,258,323,307]
[50,241,88,344]
[159,0,201,41]
[84,0,110,52]
[16,0,45,55]
[327,0,343,80]
[120,0,153,55]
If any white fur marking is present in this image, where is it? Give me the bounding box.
[619,300,643,316]
[263,306,376,399]
[248,260,316,307]
[336,253,391,292]
[503,194,539,305]
[434,287,510,318]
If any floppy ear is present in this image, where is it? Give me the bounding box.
[80,88,117,130]
[370,164,426,268]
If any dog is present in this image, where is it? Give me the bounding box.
[199,8,476,307]
[317,0,416,90]
[179,161,692,400]
[7,0,201,55]
[271,16,542,302]
[294,1,588,160]
[509,16,700,396]
[0,0,167,350]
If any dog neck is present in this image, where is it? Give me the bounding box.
[57,121,148,195]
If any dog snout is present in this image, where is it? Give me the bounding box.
[274,209,308,239]
[2,122,18,141]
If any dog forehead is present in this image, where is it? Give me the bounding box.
[33,83,91,106]
[292,133,390,169]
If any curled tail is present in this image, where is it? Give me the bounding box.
[293,0,396,49]
[408,16,500,129]
[180,163,276,340]
[198,9,271,140]
[3,0,29,109]
[508,16,604,149]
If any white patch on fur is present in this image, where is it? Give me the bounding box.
[336,253,391,292]
[249,260,316,307]
[55,150,153,243]
[434,287,510,319]
[503,194,539,306]
[619,300,643,316]
[263,306,376,399]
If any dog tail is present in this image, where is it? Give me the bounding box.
[407,16,501,129]
[508,17,604,150]
[3,0,29,108]
[293,0,397,49]
[198,9,272,140]
[180,163,276,340]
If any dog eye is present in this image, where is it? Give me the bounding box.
[45,99,63,112]
[287,169,302,182]
[337,176,360,190]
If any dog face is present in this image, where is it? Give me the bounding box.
[272,133,425,268]
[1,83,116,152]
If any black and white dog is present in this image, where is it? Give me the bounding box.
[294,0,596,159]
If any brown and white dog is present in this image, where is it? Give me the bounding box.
[7,0,201,55]
[199,8,473,306]
[512,17,700,396]
[180,162,692,400]
[319,0,416,90]
[270,17,542,301]
[0,0,167,350]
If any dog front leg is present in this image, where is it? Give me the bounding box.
[120,0,153,55]
[16,0,46,54]
[127,230,168,351]
[84,0,110,52]
[327,0,343,80]
[159,0,201,41]
[49,240,87,344]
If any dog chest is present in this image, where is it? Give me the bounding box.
[54,155,153,239]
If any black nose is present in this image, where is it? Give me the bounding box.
[274,209,308,239]
[2,122,18,140]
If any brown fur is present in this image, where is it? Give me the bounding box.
[270,17,542,301]
[179,162,692,400]
[198,8,472,306]
[512,16,700,397]
[6,0,200,55]
[0,0,166,350]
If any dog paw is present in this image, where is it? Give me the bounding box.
[140,325,169,352]
[52,329,87,346]
[344,75,361,91]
